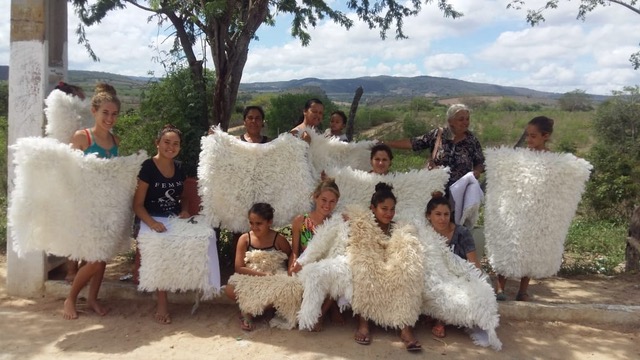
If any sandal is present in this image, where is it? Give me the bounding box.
[154,312,172,325]
[354,331,371,345]
[516,292,530,302]
[400,336,423,352]
[239,316,254,331]
[496,292,507,301]
[432,322,446,338]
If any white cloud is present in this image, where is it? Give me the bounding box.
[424,53,469,71]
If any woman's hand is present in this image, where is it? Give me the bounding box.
[178,210,191,219]
[150,220,167,233]
[290,261,302,274]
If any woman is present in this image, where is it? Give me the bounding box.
[63,83,121,320]
[369,143,393,175]
[290,98,324,142]
[133,124,191,324]
[354,182,422,352]
[383,104,484,189]
[425,194,481,337]
[240,106,269,143]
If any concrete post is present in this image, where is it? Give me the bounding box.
[7,0,67,297]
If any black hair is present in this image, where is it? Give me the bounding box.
[156,123,183,143]
[243,106,265,121]
[425,194,451,217]
[370,143,394,161]
[248,202,275,221]
[54,81,84,98]
[528,116,554,135]
[304,98,324,111]
[370,182,396,207]
[330,110,347,125]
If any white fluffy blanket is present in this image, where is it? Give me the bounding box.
[306,130,374,176]
[44,89,93,143]
[228,250,303,330]
[8,137,146,262]
[198,129,315,232]
[347,207,425,329]
[325,167,449,222]
[414,218,502,350]
[137,216,220,295]
[484,147,592,278]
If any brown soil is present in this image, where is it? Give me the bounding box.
[1,253,639,359]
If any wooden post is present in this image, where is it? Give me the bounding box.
[7,0,67,297]
[626,206,640,272]
[346,86,363,142]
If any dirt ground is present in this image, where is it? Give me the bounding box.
[1,253,639,360]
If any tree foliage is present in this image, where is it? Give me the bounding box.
[583,86,640,219]
[507,0,640,69]
[558,89,594,112]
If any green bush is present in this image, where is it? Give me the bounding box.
[561,218,626,275]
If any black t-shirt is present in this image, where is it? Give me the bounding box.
[138,158,186,217]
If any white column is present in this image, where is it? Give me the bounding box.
[7,0,67,297]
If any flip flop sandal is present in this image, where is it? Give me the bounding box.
[239,316,254,331]
[496,292,507,301]
[354,331,371,345]
[516,292,530,301]
[401,337,423,352]
[154,312,172,325]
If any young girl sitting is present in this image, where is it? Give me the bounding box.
[290,178,341,330]
[133,124,191,324]
[425,194,481,337]
[224,203,292,331]
[495,115,554,302]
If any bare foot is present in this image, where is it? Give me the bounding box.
[88,299,109,316]
[155,312,172,325]
[63,298,78,320]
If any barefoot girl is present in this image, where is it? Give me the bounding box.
[63,83,120,320]
[133,124,191,324]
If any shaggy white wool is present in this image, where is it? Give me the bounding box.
[347,206,425,329]
[198,129,315,232]
[306,130,374,176]
[228,250,302,330]
[137,216,219,294]
[44,89,93,143]
[484,147,592,278]
[325,167,449,223]
[413,217,502,350]
[8,137,146,261]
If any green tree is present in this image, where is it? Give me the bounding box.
[508,0,640,69]
[558,89,593,112]
[0,81,7,118]
[583,86,640,219]
[69,0,463,132]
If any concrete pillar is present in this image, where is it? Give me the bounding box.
[7,0,67,297]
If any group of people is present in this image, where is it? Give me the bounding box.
[51,81,557,352]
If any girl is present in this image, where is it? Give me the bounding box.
[133,124,191,324]
[369,143,393,175]
[425,194,481,337]
[495,115,554,302]
[240,106,269,144]
[289,178,341,330]
[354,182,422,352]
[290,98,324,142]
[324,110,348,142]
[63,83,121,320]
[224,203,292,331]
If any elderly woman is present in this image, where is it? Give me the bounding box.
[383,104,484,189]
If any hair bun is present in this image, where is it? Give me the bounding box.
[431,191,444,199]
[94,83,117,96]
[374,182,393,193]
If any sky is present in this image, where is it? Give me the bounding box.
[1,0,640,96]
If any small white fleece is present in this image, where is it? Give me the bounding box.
[44,89,93,143]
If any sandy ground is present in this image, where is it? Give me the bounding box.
[1,253,639,360]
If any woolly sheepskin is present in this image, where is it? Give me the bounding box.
[413,217,502,350]
[325,167,449,222]
[198,129,315,232]
[347,207,425,329]
[8,137,146,261]
[484,147,592,278]
[228,250,303,329]
[137,216,220,294]
[44,89,93,143]
[306,130,374,176]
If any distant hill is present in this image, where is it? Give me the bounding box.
[0,65,606,103]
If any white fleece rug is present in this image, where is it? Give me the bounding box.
[484,147,592,278]
[8,137,146,261]
[325,167,449,222]
[137,216,220,294]
[44,89,93,143]
[198,129,315,232]
[306,130,374,176]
